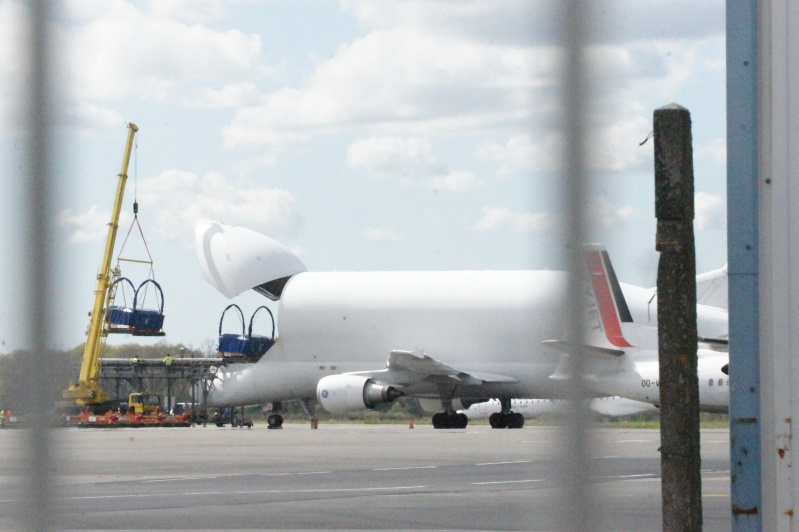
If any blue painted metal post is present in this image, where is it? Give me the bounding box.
[726,0,761,528]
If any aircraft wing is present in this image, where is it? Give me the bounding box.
[698,336,728,353]
[541,340,625,358]
[349,349,518,387]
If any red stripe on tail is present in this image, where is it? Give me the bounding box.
[585,250,633,347]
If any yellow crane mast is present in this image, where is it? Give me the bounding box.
[64,123,138,405]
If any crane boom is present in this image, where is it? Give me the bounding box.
[64,123,138,405]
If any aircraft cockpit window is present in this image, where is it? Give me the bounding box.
[709,379,714,386]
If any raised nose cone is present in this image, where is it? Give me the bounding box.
[195,220,307,299]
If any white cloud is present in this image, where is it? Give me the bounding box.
[224,27,554,151]
[190,82,264,109]
[348,136,483,192]
[342,0,724,45]
[587,196,635,230]
[696,137,727,165]
[0,0,30,132]
[479,134,562,177]
[586,113,653,173]
[0,0,266,133]
[59,205,104,244]
[347,137,443,179]
[136,169,304,242]
[471,196,631,237]
[424,171,483,192]
[695,191,725,231]
[220,1,716,170]
[146,0,225,24]
[59,170,303,245]
[479,116,652,177]
[62,102,124,134]
[473,206,553,234]
[362,226,405,242]
[59,205,132,244]
[58,0,263,107]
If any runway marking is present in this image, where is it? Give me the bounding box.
[186,485,428,496]
[374,466,437,471]
[51,485,429,502]
[592,473,657,482]
[472,479,543,485]
[476,460,532,466]
[142,476,215,483]
[296,471,332,475]
[59,492,195,501]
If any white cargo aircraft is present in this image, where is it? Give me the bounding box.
[196,220,728,429]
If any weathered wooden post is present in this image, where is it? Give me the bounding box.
[653,103,702,530]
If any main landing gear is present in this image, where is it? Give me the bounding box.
[429,390,468,429]
[489,398,524,429]
[267,401,284,429]
[431,410,468,429]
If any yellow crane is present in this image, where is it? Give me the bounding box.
[64,123,138,405]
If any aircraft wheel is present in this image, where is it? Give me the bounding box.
[432,413,445,429]
[456,413,468,429]
[267,414,283,428]
[489,412,506,429]
[507,412,524,429]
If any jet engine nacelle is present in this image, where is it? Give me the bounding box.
[316,375,403,412]
[417,397,479,413]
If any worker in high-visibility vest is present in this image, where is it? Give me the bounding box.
[163,354,173,366]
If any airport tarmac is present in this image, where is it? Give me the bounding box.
[0,423,731,530]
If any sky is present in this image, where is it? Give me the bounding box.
[0,0,728,355]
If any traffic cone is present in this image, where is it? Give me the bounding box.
[409,419,414,429]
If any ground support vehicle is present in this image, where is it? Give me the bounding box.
[63,408,190,428]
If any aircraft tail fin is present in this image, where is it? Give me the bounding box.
[696,265,728,310]
[546,244,654,382]
[582,244,638,349]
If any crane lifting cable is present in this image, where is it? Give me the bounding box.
[106,164,167,336]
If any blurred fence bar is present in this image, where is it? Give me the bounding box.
[21,0,56,529]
